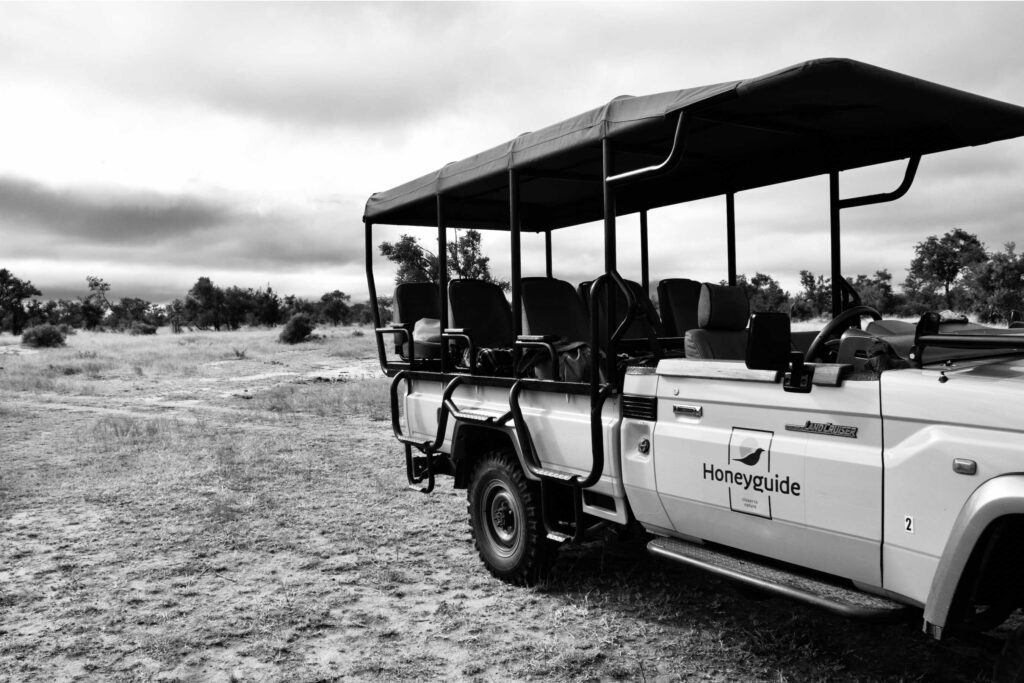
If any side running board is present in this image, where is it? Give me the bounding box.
[648,537,910,622]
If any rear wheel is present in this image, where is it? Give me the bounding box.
[467,449,556,585]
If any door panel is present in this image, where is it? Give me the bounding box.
[652,360,883,584]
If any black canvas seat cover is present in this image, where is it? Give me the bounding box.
[658,278,702,337]
[684,284,750,360]
[521,277,589,340]
[393,281,440,359]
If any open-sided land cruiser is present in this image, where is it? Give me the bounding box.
[362,59,1024,678]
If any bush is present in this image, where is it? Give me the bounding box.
[129,322,158,336]
[279,313,315,344]
[22,324,66,348]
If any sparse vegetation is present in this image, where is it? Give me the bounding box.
[279,313,315,344]
[21,323,66,348]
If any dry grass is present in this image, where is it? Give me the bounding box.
[0,325,1003,681]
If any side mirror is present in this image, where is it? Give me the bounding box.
[746,312,791,371]
[746,312,813,393]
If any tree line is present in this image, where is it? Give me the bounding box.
[0,272,391,336]
[382,228,1024,323]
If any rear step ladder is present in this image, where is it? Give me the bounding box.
[648,537,910,622]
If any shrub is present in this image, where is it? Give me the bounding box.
[129,322,158,336]
[22,324,67,348]
[279,313,315,344]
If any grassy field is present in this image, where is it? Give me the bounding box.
[0,327,1004,681]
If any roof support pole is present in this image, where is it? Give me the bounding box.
[545,230,553,278]
[829,171,842,317]
[436,194,450,372]
[603,137,618,375]
[509,169,522,339]
[726,192,737,286]
[602,137,617,272]
[831,156,920,315]
[640,210,650,293]
[365,221,387,370]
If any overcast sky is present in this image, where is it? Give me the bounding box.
[4,2,1024,305]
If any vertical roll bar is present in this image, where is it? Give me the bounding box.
[829,156,920,316]
[640,210,650,293]
[510,169,522,340]
[726,193,737,286]
[545,230,553,278]
[365,221,387,370]
[829,171,842,316]
[602,138,618,372]
[436,195,450,372]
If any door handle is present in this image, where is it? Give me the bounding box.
[672,404,703,418]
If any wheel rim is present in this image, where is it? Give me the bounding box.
[481,479,523,558]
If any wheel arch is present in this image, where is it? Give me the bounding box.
[451,422,525,489]
[924,474,1024,638]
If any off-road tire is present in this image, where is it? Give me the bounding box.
[467,449,556,586]
[995,626,1024,682]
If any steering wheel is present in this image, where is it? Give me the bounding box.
[805,305,882,363]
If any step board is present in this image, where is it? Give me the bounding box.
[648,537,908,621]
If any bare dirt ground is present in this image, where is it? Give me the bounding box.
[0,328,1006,682]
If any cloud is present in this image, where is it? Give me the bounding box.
[0,174,367,277]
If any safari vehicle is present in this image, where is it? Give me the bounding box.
[363,59,1024,676]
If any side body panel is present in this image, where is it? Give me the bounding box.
[881,364,1024,607]
[644,359,884,585]
[403,376,624,519]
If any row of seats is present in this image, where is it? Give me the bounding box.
[390,277,752,370]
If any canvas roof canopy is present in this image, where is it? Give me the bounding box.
[363,58,1024,232]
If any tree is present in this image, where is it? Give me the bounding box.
[732,272,791,313]
[379,229,508,291]
[379,234,437,284]
[791,270,831,320]
[80,276,112,330]
[849,269,900,315]
[965,242,1024,323]
[0,268,43,334]
[108,297,152,330]
[905,228,987,310]
[319,290,352,325]
[252,286,282,327]
[185,276,225,330]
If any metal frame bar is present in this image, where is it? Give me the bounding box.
[829,156,921,316]
[726,193,737,286]
[640,210,650,293]
[510,169,522,341]
[365,221,388,372]
[545,230,553,277]
[436,195,450,372]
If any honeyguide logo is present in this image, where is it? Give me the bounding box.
[701,462,802,496]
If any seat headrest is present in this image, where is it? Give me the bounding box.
[697,284,749,331]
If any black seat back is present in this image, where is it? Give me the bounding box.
[521,277,589,340]
[394,281,439,325]
[448,279,513,349]
[684,283,750,360]
[579,278,662,344]
[657,278,702,337]
[392,282,440,359]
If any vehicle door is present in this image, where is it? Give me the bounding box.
[652,359,883,585]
